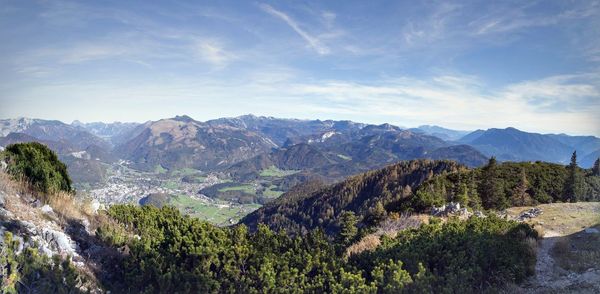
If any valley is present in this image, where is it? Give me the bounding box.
[79,160,277,225]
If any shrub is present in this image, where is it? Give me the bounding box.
[3,142,72,195]
[351,216,539,292]
[98,205,539,293]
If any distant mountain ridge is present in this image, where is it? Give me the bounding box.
[226,122,487,184]
[1,116,598,187]
[0,118,110,151]
[0,119,114,184]
[72,120,140,146]
[458,127,600,167]
[409,125,470,141]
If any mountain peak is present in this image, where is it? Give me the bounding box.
[172,115,195,122]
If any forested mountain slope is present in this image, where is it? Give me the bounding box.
[242,157,600,235]
[406,159,600,212]
[241,160,463,234]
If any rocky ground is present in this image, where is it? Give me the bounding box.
[0,172,112,292]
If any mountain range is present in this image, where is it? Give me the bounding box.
[459,127,600,164]
[0,115,598,189]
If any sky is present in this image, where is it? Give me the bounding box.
[1,0,599,136]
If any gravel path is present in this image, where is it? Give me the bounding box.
[521,230,600,293]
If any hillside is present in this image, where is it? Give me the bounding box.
[582,149,600,168]
[240,159,464,234]
[406,160,600,212]
[242,157,600,236]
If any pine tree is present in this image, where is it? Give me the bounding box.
[479,157,506,209]
[593,158,600,176]
[338,211,358,246]
[468,171,482,209]
[510,169,532,206]
[367,201,387,225]
[563,151,581,202]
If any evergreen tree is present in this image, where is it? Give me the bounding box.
[467,171,482,209]
[563,151,581,202]
[367,201,387,225]
[593,158,600,176]
[479,157,506,209]
[510,168,533,206]
[338,211,358,246]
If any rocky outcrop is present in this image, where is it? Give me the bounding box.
[518,207,543,222]
[431,202,470,217]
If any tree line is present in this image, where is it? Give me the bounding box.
[407,151,600,212]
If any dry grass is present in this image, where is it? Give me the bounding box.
[532,223,545,238]
[1,170,93,230]
[345,213,425,257]
[375,213,425,238]
[346,235,381,257]
[506,202,600,236]
[47,191,92,224]
[0,172,36,202]
[551,225,600,273]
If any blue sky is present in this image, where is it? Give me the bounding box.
[1,0,599,136]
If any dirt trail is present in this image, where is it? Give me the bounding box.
[509,203,600,293]
[533,230,562,287]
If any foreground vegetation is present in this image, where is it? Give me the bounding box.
[3,142,72,195]
[96,205,537,293]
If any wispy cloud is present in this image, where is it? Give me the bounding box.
[284,73,600,135]
[402,2,461,46]
[193,40,236,68]
[259,3,330,55]
[469,1,600,36]
[502,74,600,112]
[2,0,599,136]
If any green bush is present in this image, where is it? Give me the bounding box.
[3,142,72,194]
[351,216,538,292]
[98,205,538,293]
